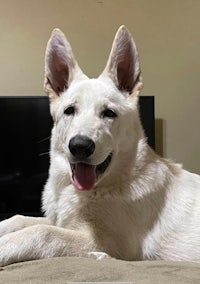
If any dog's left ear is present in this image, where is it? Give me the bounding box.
[101,26,142,95]
[44,29,85,99]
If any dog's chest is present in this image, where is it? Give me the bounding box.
[56,190,131,227]
[56,189,142,259]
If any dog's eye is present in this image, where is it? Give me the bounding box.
[101,109,117,119]
[64,106,75,116]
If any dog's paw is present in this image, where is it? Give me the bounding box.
[88,251,111,260]
[0,224,47,266]
[0,215,25,237]
[0,215,51,238]
[0,232,20,266]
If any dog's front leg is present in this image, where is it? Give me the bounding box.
[0,224,95,266]
[0,215,51,237]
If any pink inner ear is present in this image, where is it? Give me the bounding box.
[48,50,69,95]
[48,68,69,94]
[117,51,134,93]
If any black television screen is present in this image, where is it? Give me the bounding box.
[0,96,154,220]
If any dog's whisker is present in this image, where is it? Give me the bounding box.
[37,136,51,144]
[39,152,50,157]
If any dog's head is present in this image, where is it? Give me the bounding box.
[44,26,143,191]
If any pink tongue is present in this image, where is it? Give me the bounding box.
[73,163,96,191]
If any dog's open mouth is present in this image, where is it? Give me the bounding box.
[71,153,112,191]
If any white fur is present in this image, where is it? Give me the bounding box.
[0,26,200,266]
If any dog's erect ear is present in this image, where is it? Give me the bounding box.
[101,26,142,95]
[44,29,85,98]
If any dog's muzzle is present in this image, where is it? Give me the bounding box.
[69,135,112,191]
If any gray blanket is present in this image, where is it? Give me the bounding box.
[0,257,200,283]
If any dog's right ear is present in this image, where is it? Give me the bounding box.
[44,29,85,100]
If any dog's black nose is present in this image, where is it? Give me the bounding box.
[69,135,95,159]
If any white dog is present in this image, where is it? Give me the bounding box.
[0,26,200,266]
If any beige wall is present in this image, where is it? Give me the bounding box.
[0,0,200,174]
